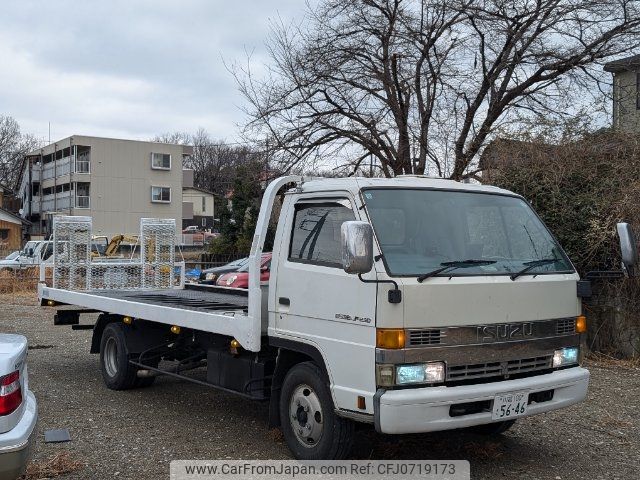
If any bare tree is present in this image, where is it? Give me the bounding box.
[0,115,40,189]
[154,129,269,195]
[235,0,640,179]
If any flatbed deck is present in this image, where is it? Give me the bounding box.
[95,287,248,313]
[39,283,261,348]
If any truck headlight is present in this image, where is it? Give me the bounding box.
[553,347,579,367]
[376,362,446,386]
[396,362,445,385]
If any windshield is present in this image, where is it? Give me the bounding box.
[363,188,573,277]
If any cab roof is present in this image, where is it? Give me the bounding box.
[295,175,517,197]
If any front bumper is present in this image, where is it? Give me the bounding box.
[0,391,38,480]
[375,366,589,434]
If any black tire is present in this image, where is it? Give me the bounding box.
[468,420,516,435]
[279,362,354,460]
[99,322,138,390]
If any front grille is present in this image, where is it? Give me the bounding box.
[408,329,442,346]
[506,355,553,374]
[447,355,553,382]
[556,318,576,335]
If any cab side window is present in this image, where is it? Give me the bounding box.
[289,201,355,268]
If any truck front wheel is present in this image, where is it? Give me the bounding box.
[279,362,354,460]
[100,322,138,390]
[469,420,516,435]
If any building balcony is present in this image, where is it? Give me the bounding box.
[37,155,90,181]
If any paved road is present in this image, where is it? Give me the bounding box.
[1,294,638,480]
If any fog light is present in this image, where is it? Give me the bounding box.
[553,347,579,367]
[123,316,133,325]
[47,300,56,306]
[376,364,395,386]
[170,325,181,334]
[396,362,445,385]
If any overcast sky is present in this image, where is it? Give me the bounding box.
[0,0,308,144]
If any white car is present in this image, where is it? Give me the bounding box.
[3,252,20,261]
[0,334,37,479]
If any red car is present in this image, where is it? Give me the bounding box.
[216,253,271,288]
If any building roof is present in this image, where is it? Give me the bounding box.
[182,186,220,197]
[0,207,31,225]
[604,54,640,73]
[25,134,193,157]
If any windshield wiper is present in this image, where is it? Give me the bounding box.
[417,259,497,282]
[510,258,560,281]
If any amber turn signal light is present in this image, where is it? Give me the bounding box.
[576,315,587,333]
[376,329,406,349]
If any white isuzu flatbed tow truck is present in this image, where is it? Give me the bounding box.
[38,175,601,459]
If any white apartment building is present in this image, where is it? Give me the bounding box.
[18,135,193,239]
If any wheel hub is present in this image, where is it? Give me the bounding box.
[104,337,119,378]
[289,384,323,448]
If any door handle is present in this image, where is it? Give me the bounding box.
[279,297,290,306]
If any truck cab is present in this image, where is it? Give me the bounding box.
[267,176,588,455]
[0,241,54,269]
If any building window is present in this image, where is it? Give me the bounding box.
[151,153,171,170]
[151,186,171,203]
[202,217,207,227]
[75,152,90,173]
[288,200,355,268]
[75,182,90,209]
[202,197,206,212]
[0,229,9,241]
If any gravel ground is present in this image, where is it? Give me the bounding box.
[1,293,638,480]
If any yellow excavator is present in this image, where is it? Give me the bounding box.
[91,235,140,258]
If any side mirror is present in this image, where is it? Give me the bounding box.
[617,222,637,276]
[27,248,34,257]
[341,221,374,274]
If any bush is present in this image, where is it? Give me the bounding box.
[487,131,640,357]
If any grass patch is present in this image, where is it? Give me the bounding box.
[22,451,82,479]
[586,352,640,369]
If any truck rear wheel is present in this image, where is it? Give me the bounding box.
[279,362,354,460]
[100,322,138,390]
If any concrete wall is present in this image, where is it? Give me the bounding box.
[76,136,184,237]
[613,70,640,131]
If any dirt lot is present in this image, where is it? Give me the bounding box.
[1,293,638,480]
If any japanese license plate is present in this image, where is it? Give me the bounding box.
[492,391,529,420]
